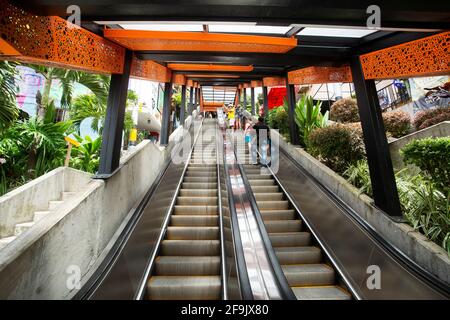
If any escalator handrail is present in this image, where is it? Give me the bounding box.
[134,118,205,300]
[277,145,450,298]
[220,128,254,300]
[232,143,297,300]
[215,122,228,300]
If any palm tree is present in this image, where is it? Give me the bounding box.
[28,65,110,119]
[0,61,19,129]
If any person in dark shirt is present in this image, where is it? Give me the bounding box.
[252,117,270,165]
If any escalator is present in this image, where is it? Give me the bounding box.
[146,119,221,299]
[237,144,351,300]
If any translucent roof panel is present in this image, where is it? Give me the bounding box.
[202,86,237,104]
[297,27,377,38]
[208,24,291,34]
[118,23,203,32]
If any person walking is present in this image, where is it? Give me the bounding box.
[252,116,270,165]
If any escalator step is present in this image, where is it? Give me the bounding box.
[249,179,276,186]
[174,205,218,215]
[282,264,335,286]
[251,186,280,193]
[182,182,218,189]
[166,226,219,240]
[147,276,221,300]
[155,256,220,276]
[269,232,311,247]
[184,176,218,183]
[160,240,220,256]
[246,174,273,180]
[257,200,290,210]
[179,189,218,197]
[171,215,219,227]
[275,246,321,264]
[261,209,296,220]
[254,193,284,201]
[291,286,351,300]
[264,220,302,233]
[185,171,216,177]
[177,196,217,205]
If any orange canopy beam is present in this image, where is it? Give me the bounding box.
[168,64,253,72]
[104,29,297,53]
[287,66,352,85]
[0,0,125,74]
[360,31,450,80]
[186,74,240,78]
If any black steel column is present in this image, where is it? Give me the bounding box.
[160,82,173,146]
[350,56,402,218]
[98,50,133,176]
[189,86,194,114]
[180,85,186,126]
[243,88,247,110]
[251,87,255,115]
[263,86,269,116]
[286,80,300,145]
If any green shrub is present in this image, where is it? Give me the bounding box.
[343,160,450,254]
[401,137,450,193]
[413,107,450,130]
[266,104,288,136]
[294,95,328,146]
[308,124,365,173]
[382,110,411,138]
[330,98,359,123]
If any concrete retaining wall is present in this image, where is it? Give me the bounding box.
[0,115,196,299]
[273,129,450,284]
[389,121,450,170]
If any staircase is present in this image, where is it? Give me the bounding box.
[0,191,76,250]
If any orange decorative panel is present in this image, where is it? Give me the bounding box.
[251,80,263,88]
[263,77,286,87]
[0,0,125,74]
[288,66,352,85]
[168,63,253,72]
[360,32,450,80]
[130,57,171,83]
[172,74,186,85]
[104,29,297,54]
[243,83,251,89]
[238,84,243,90]
[186,79,194,87]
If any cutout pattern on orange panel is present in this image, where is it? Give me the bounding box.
[0,0,124,74]
[131,57,172,83]
[360,32,450,80]
[251,80,262,88]
[288,66,352,85]
[172,74,186,85]
[263,77,286,87]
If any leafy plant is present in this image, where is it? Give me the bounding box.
[308,124,365,173]
[266,102,289,137]
[343,160,372,196]
[401,137,450,193]
[0,61,19,129]
[344,160,450,254]
[330,98,359,123]
[413,107,450,130]
[28,65,110,119]
[382,110,411,138]
[69,94,106,133]
[294,95,328,146]
[70,134,102,173]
